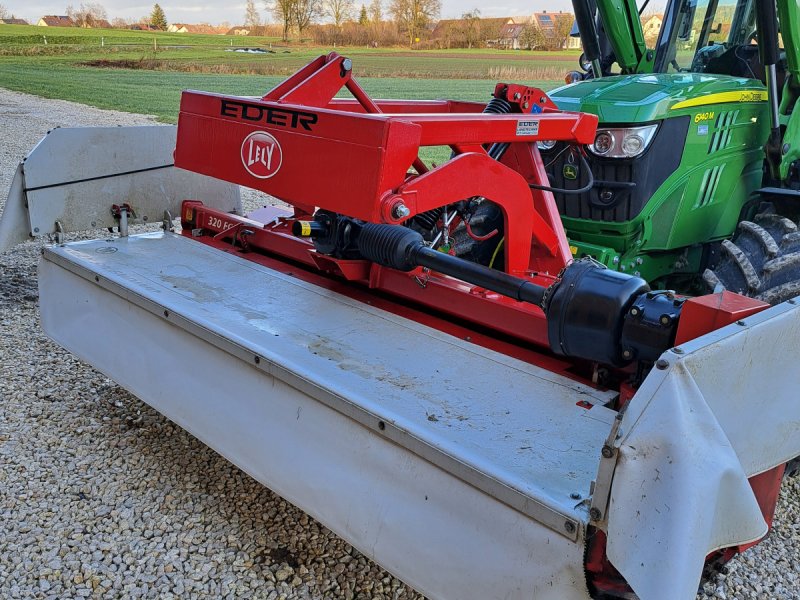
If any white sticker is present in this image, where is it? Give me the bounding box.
[697,124,709,136]
[516,120,540,136]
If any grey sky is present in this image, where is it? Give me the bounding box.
[5,1,574,25]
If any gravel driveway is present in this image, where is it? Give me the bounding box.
[0,88,798,600]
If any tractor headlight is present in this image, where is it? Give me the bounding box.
[592,132,614,155]
[588,124,658,158]
[537,140,557,151]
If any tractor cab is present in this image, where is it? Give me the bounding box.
[654,0,778,82]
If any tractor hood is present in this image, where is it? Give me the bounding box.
[548,73,767,123]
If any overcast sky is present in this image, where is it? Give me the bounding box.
[4,1,575,25]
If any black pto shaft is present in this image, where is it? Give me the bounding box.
[354,223,682,367]
[355,223,548,305]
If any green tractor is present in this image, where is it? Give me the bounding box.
[539,0,800,302]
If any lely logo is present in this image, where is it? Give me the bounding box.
[241,131,282,179]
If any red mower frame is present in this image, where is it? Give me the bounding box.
[175,52,598,348]
[171,53,784,597]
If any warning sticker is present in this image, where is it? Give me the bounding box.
[516,120,540,136]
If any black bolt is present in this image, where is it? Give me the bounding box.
[564,521,576,534]
[672,346,684,354]
[656,358,669,370]
[601,445,614,459]
[590,507,603,521]
[570,492,582,500]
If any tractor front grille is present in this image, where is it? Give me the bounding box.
[539,116,689,223]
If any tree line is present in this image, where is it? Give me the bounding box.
[261,0,441,46]
[11,0,575,51]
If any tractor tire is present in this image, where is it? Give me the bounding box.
[703,213,800,304]
[705,213,800,483]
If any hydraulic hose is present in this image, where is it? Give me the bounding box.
[530,150,595,194]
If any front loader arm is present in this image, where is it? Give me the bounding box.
[776,0,800,179]
[594,0,652,72]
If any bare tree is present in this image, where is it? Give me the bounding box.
[389,0,440,46]
[266,0,294,40]
[367,0,382,22]
[327,0,355,27]
[0,4,8,19]
[546,14,573,50]
[245,0,261,27]
[66,3,108,27]
[519,23,546,50]
[292,0,324,37]
[460,9,480,49]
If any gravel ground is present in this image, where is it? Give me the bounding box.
[0,88,798,600]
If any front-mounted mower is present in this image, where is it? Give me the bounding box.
[0,52,798,600]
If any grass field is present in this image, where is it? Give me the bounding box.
[0,24,578,123]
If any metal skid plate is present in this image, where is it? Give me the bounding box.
[38,232,619,600]
[0,127,241,253]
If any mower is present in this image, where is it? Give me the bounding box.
[0,3,799,597]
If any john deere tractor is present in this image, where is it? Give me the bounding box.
[537,0,800,302]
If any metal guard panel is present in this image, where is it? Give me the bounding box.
[8,127,241,241]
[607,299,800,600]
[40,232,616,538]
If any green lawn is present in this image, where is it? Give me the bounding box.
[0,59,548,122]
[0,23,576,122]
[0,23,283,46]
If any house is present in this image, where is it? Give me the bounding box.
[1,18,29,25]
[641,14,663,43]
[91,19,112,29]
[37,15,74,27]
[226,26,251,36]
[168,23,224,34]
[504,11,580,50]
[497,23,526,49]
[534,11,581,49]
[130,23,161,31]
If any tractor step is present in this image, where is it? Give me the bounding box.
[39,231,616,600]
